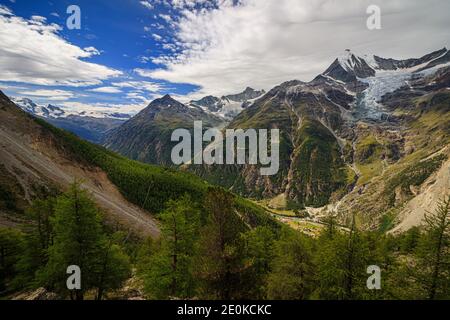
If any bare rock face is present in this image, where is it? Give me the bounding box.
[224,87,266,102]
[190,95,222,112]
[323,53,375,83]
[0,90,161,237]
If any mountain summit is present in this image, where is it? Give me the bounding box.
[103,95,223,166]
[323,49,376,82]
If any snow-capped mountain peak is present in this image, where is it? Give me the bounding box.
[337,49,365,71]
[11,97,66,118]
[189,87,266,120]
[10,97,131,120]
[323,51,375,83]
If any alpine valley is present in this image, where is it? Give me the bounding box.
[98,48,450,231]
[2,0,450,302]
[2,47,449,301]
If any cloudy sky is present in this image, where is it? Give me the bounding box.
[0,0,449,115]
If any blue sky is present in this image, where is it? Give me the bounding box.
[0,0,449,116]
[0,0,203,115]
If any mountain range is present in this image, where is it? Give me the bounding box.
[11,97,129,143]
[108,47,449,231]
[7,47,450,231]
[10,86,266,144]
[0,90,272,236]
[198,47,450,230]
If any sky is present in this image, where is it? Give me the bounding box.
[0,0,449,116]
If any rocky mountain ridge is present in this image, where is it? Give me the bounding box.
[189,87,266,119]
[11,97,128,143]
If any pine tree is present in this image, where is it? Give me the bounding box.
[0,227,24,292]
[143,195,200,299]
[27,198,55,250]
[415,196,450,299]
[321,213,338,240]
[241,226,276,299]
[39,182,130,300]
[400,227,421,253]
[314,215,370,300]
[94,235,131,300]
[266,228,314,300]
[195,187,248,299]
[12,198,56,290]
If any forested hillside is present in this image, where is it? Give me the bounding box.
[2,183,448,300]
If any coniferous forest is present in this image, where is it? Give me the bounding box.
[1,181,448,300]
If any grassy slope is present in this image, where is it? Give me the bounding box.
[288,118,349,208]
[354,134,384,185]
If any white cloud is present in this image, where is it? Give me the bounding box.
[162,43,177,52]
[18,89,74,101]
[135,68,157,78]
[0,83,28,91]
[152,33,163,41]
[139,56,152,64]
[143,0,450,97]
[140,1,154,10]
[0,7,121,87]
[0,5,12,15]
[164,0,213,10]
[60,101,146,117]
[126,91,152,103]
[30,15,46,24]
[159,14,172,23]
[112,80,164,93]
[89,86,122,93]
[84,46,101,56]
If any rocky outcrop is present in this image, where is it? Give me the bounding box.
[224,87,266,102]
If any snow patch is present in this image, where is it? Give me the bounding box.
[357,61,450,120]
